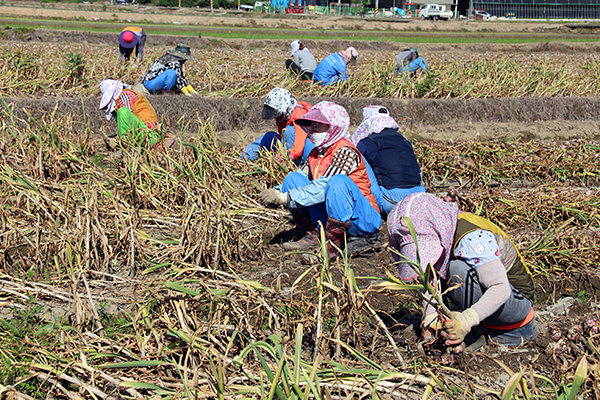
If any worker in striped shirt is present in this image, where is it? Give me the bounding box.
[260,101,382,259]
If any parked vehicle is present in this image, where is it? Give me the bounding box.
[116,0,128,5]
[418,3,452,20]
[439,7,453,19]
[475,9,492,19]
[404,2,417,17]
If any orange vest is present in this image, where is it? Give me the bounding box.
[122,26,143,35]
[276,101,311,160]
[308,139,380,213]
[128,90,159,127]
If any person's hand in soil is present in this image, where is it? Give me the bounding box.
[422,312,444,343]
[440,342,467,363]
[443,309,479,345]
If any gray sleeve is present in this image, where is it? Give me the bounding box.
[295,50,317,73]
[471,259,511,321]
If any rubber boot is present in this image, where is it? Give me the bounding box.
[345,231,382,255]
[302,217,351,263]
[322,217,351,258]
[282,212,319,251]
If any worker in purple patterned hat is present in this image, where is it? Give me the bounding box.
[118,26,146,62]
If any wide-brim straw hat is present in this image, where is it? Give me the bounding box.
[167,44,196,61]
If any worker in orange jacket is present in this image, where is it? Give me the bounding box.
[241,87,315,164]
[118,26,146,62]
[99,79,173,151]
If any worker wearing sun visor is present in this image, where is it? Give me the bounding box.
[240,87,315,164]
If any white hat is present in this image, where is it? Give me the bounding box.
[99,79,124,120]
[362,105,389,120]
[290,40,301,57]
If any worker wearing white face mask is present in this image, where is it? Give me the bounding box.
[260,101,382,259]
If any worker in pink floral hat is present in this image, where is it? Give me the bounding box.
[387,193,538,353]
[260,101,382,259]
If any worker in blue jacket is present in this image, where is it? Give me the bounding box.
[313,47,358,87]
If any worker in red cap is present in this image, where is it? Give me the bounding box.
[119,26,146,62]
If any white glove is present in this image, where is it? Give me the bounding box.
[443,308,480,346]
[260,189,289,206]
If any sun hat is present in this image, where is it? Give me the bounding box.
[118,30,138,49]
[296,101,350,150]
[99,79,123,110]
[167,44,196,61]
[262,105,281,120]
[410,46,418,53]
[387,193,460,282]
[99,79,124,120]
[362,105,389,120]
[295,107,330,126]
[290,40,301,57]
[262,87,295,120]
[348,47,358,66]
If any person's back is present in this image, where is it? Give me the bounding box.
[121,89,158,125]
[352,106,425,214]
[395,49,417,69]
[360,128,422,189]
[313,53,346,86]
[293,48,317,73]
[142,45,197,95]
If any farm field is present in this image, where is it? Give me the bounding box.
[1,5,600,399]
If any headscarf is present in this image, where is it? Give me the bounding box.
[351,108,400,146]
[362,105,389,120]
[338,47,358,64]
[263,87,298,121]
[99,79,124,121]
[290,40,301,57]
[387,193,460,282]
[297,101,350,150]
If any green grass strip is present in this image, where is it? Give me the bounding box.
[2,17,598,44]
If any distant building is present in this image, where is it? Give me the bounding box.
[365,0,454,12]
[460,0,600,18]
